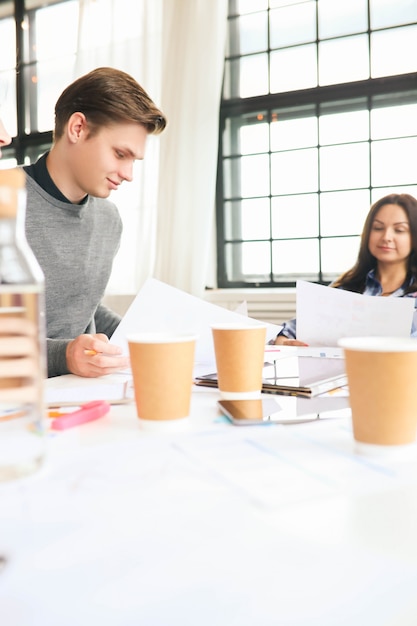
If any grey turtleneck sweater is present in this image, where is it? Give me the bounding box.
[23,164,123,377]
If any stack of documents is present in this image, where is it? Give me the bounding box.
[45,373,134,406]
[195,355,347,398]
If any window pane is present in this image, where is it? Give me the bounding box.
[238,0,268,14]
[321,236,360,276]
[371,102,417,139]
[272,194,319,238]
[223,158,237,198]
[242,198,270,239]
[269,0,303,7]
[320,190,370,237]
[371,137,417,186]
[270,2,316,48]
[0,69,16,137]
[271,148,318,195]
[320,143,370,190]
[224,201,240,239]
[222,118,235,157]
[225,198,271,240]
[228,12,268,56]
[272,239,319,279]
[241,154,270,197]
[318,0,368,39]
[241,241,271,277]
[270,45,317,93]
[271,115,317,151]
[319,35,369,85]
[0,17,15,71]
[31,1,78,62]
[223,113,268,156]
[240,121,269,154]
[371,185,417,203]
[319,110,369,145]
[34,59,76,132]
[225,241,271,281]
[371,25,417,78]
[231,53,269,98]
[370,0,417,29]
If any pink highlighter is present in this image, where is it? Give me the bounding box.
[50,400,110,431]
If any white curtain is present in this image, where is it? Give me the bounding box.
[75,0,228,297]
[75,0,164,294]
[155,0,228,297]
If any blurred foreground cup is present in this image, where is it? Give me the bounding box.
[127,333,197,425]
[338,337,417,453]
[211,323,267,400]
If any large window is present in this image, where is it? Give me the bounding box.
[0,0,80,167]
[0,0,159,295]
[217,0,417,288]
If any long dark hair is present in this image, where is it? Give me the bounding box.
[332,193,417,295]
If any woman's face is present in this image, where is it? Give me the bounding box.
[368,203,412,266]
[0,117,12,158]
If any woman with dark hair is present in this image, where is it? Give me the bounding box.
[274,193,417,345]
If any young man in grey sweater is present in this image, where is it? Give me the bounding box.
[23,67,166,378]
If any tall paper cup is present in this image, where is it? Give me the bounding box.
[338,337,417,450]
[211,324,267,399]
[127,333,197,423]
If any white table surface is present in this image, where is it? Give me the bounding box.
[1,380,417,626]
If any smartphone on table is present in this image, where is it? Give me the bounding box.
[218,395,350,426]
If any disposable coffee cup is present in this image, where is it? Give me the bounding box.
[127,333,197,424]
[211,323,267,399]
[338,337,417,453]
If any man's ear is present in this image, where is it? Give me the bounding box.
[67,112,88,143]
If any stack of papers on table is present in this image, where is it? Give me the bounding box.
[195,355,347,398]
[45,373,134,406]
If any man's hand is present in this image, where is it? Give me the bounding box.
[66,333,130,377]
[273,335,308,347]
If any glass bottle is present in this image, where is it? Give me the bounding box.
[0,167,46,481]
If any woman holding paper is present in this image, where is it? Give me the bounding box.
[274,193,417,345]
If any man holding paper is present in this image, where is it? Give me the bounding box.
[23,68,166,378]
[274,193,417,345]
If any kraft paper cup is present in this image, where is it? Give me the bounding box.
[211,323,267,400]
[338,337,417,455]
[127,333,197,425]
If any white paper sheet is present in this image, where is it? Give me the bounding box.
[110,278,282,373]
[296,280,415,345]
[45,373,134,406]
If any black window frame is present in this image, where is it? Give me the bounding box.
[216,1,417,289]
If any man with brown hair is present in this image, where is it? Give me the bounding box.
[23,67,166,378]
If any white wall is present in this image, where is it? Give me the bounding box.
[103,288,296,325]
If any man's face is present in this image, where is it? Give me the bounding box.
[69,121,148,201]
